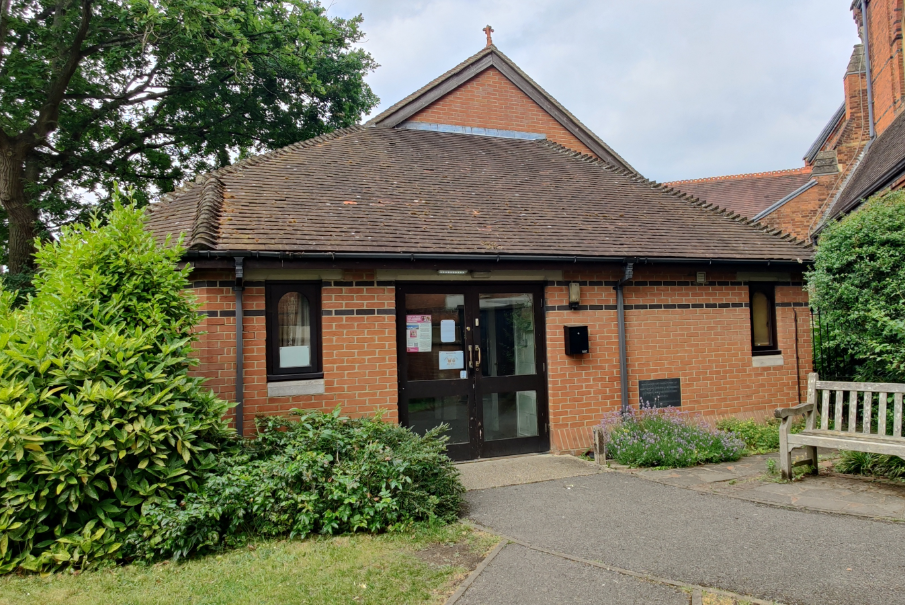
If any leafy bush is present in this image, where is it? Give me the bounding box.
[716,418,780,454]
[131,409,464,561]
[716,417,805,455]
[835,451,905,480]
[0,194,231,573]
[600,406,745,468]
[0,270,35,308]
[808,190,905,381]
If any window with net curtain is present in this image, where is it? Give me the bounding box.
[278,292,311,368]
[266,282,321,379]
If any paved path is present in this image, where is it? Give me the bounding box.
[462,472,905,605]
[625,452,905,520]
[456,454,598,490]
[454,543,690,605]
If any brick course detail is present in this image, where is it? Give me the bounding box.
[188,266,810,456]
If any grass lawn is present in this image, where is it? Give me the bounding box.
[0,523,497,605]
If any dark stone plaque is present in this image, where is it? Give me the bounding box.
[638,378,681,408]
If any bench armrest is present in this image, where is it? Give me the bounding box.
[774,402,814,420]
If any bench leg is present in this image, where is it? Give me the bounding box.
[594,428,605,466]
[778,417,793,481]
[805,445,819,475]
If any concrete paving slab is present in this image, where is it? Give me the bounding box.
[454,543,688,605]
[609,450,905,521]
[456,454,599,491]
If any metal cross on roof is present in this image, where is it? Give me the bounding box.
[483,25,494,47]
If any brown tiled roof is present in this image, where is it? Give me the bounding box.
[824,107,905,223]
[366,45,636,173]
[664,168,814,219]
[146,127,812,262]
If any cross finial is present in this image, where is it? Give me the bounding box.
[483,25,494,47]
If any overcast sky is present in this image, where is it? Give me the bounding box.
[328,0,859,182]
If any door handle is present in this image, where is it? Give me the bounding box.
[467,345,474,369]
[475,345,482,370]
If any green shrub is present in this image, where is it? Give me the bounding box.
[0,270,35,308]
[716,417,805,455]
[808,190,905,381]
[0,193,231,573]
[716,418,779,454]
[600,407,745,468]
[131,409,464,561]
[835,451,905,480]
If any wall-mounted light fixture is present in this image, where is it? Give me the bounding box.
[569,282,581,310]
[438,269,469,275]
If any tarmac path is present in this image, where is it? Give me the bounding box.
[461,472,905,605]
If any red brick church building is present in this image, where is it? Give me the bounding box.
[148,32,812,459]
[669,1,905,242]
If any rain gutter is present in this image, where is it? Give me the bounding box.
[183,250,810,268]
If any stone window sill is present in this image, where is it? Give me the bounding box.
[267,378,326,397]
[752,354,784,368]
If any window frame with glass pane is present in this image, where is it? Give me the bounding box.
[748,283,779,356]
[265,282,323,381]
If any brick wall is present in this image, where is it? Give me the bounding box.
[189,270,397,434]
[408,67,597,156]
[861,0,905,134]
[188,267,810,455]
[544,269,811,453]
[760,181,828,241]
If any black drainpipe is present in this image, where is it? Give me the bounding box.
[615,261,634,415]
[234,257,245,437]
[862,0,876,140]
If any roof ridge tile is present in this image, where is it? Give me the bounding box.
[539,136,810,250]
[648,171,813,251]
[189,176,223,250]
[664,166,812,186]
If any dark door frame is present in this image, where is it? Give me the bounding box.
[395,282,550,460]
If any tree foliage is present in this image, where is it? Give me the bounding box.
[808,190,905,381]
[0,0,378,272]
[0,192,231,573]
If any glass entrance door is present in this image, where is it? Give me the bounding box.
[396,284,549,460]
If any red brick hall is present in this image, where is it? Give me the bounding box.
[147,40,814,459]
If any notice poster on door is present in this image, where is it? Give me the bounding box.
[406,315,432,352]
[440,319,456,343]
[438,350,464,370]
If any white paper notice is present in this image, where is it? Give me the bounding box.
[440,319,456,343]
[406,315,432,352]
[460,370,468,379]
[438,350,465,370]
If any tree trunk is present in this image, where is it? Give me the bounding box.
[0,147,39,274]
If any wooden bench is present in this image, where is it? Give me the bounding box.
[774,372,905,480]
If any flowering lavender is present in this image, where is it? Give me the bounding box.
[598,401,745,468]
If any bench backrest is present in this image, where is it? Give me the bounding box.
[807,373,905,437]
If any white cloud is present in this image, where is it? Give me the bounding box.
[329,0,859,181]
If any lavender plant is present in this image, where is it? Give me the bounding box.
[599,403,745,468]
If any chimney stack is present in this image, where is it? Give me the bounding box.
[843,44,868,126]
